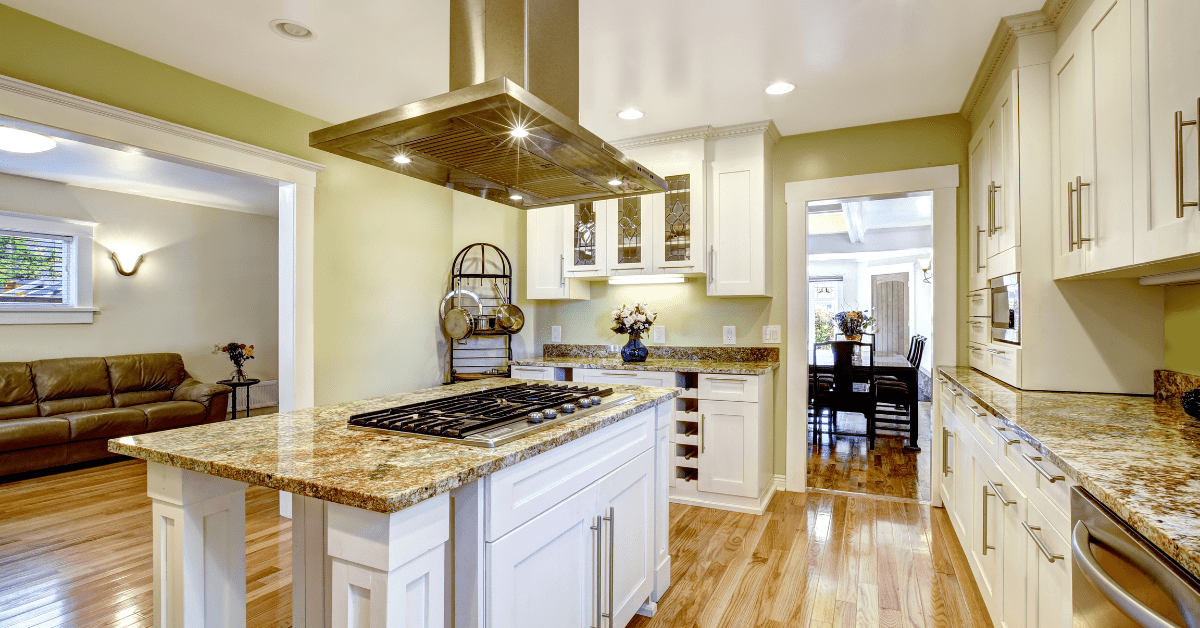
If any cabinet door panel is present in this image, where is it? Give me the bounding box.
[709,157,767,296]
[994,73,1021,254]
[697,400,758,498]
[596,449,655,628]
[1051,39,1088,278]
[1025,503,1072,628]
[971,457,1002,616]
[608,196,649,273]
[970,131,991,289]
[566,200,607,276]
[528,205,569,299]
[651,165,706,274]
[998,473,1028,628]
[487,486,597,628]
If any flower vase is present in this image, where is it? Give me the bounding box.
[229,366,249,382]
[845,334,862,342]
[621,334,648,363]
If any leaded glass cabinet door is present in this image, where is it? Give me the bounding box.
[650,164,706,274]
[607,196,649,273]
[565,199,607,276]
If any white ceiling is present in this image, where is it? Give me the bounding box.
[0,118,281,215]
[4,0,1042,141]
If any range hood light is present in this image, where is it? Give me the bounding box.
[0,127,57,153]
[608,178,622,186]
[617,109,644,120]
[509,128,530,138]
[509,193,523,201]
[393,154,412,164]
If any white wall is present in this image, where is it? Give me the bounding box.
[0,173,278,383]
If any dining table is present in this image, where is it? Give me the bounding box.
[812,349,920,451]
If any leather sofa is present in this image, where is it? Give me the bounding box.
[0,353,231,477]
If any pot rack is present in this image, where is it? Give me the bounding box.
[446,243,516,384]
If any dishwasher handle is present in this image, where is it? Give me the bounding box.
[1072,521,1187,628]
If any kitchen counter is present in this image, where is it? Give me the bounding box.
[509,355,778,375]
[109,379,680,513]
[938,366,1200,580]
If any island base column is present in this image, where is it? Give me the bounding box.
[326,493,450,628]
[146,462,249,628]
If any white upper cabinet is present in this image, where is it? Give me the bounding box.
[970,131,992,290]
[708,128,775,297]
[565,200,608,278]
[649,160,707,275]
[1137,0,1200,263]
[989,73,1020,257]
[607,195,651,274]
[1051,40,1088,279]
[527,205,590,300]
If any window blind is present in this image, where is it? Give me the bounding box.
[0,229,73,306]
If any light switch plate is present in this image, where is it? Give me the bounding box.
[723,326,737,345]
[652,325,666,344]
[550,326,562,342]
[763,325,781,344]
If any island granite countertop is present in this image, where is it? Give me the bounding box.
[511,344,780,375]
[938,366,1200,581]
[109,379,680,514]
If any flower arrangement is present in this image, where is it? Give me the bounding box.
[833,310,875,339]
[214,342,255,381]
[610,303,657,338]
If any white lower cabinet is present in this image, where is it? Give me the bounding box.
[997,472,1029,628]
[697,399,758,498]
[596,449,654,627]
[971,457,1003,616]
[1025,501,1072,628]
[509,365,556,381]
[573,369,677,389]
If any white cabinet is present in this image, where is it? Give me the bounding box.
[596,449,654,628]
[573,369,676,389]
[565,200,608,278]
[997,473,1029,628]
[527,205,590,300]
[970,457,1003,618]
[648,162,706,275]
[708,155,769,297]
[510,365,556,381]
[697,399,759,498]
[976,72,1020,260]
[607,196,651,274]
[969,131,991,290]
[1050,0,1138,277]
[1136,0,1200,263]
[1025,502,1072,628]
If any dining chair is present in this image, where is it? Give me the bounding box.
[873,334,924,446]
[812,340,877,446]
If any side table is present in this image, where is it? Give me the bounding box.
[217,378,261,419]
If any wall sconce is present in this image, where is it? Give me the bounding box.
[111,251,144,276]
[918,258,932,283]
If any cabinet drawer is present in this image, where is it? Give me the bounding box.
[698,373,759,402]
[969,290,990,317]
[968,343,988,371]
[510,365,556,381]
[575,369,676,389]
[486,409,653,541]
[986,344,1021,387]
[968,318,990,344]
[1020,449,1073,523]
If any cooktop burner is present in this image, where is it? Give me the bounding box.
[346,382,635,448]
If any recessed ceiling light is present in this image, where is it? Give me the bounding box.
[509,194,523,201]
[509,128,530,138]
[270,20,316,41]
[393,155,412,164]
[608,178,622,186]
[617,109,644,120]
[0,127,57,153]
[765,82,795,95]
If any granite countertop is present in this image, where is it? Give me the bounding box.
[510,356,778,375]
[937,366,1200,580]
[109,379,680,514]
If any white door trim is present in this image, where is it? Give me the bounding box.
[0,73,321,412]
[784,165,959,498]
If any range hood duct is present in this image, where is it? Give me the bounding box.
[309,0,666,209]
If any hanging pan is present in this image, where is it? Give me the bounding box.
[441,289,482,340]
[493,280,525,333]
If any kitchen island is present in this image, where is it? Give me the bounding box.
[109,379,680,628]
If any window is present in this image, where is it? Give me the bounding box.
[0,211,95,324]
[808,276,843,346]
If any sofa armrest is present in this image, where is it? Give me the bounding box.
[173,379,232,408]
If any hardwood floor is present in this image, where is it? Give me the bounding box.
[807,403,932,501]
[0,458,989,628]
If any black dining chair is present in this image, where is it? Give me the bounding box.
[873,335,925,446]
[812,340,877,446]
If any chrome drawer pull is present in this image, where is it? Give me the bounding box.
[600,372,638,376]
[1175,101,1199,218]
[1022,453,1066,483]
[705,377,747,382]
[981,484,995,555]
[990,424,1020,445]
[603,507,615,626]
[592,516,602,628]
[942,428,953,476]
[1024,522,1064,563]
[987,479,1015,506]
[949,389,963,397]
[965,405,985,418]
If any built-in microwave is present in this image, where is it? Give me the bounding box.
[990,272,1020,345]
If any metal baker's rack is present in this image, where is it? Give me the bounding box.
[445,243,516,384]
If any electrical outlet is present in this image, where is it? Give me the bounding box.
[652,325,666,344]
[763,325,781,344]
[723,326,736,345]
[550,326,562,342]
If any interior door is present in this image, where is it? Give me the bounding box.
[871,273,909,355]
[487,485,598,628]
[1050,32,1088,278]
[595,449,654,628]
[697,399,757,498]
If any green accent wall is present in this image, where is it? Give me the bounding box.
[1165,285,1200,375]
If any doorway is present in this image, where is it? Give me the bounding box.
[784,166,959,506]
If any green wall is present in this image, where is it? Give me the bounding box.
[0,3,468,405]
[1165,285,1200,374]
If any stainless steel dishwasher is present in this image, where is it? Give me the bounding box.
[1072,487,1200,628]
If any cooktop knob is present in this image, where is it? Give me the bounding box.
[543,408,559,419]
[588,395,603,406]
[577,398,593,408]
[527,411,546,424]
[560,403,576,414]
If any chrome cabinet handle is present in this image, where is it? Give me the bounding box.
[970,293,984,300]
[700,414,705,454]
[990,424,1020,445]
[705,376,747,382]
[708,246,715,285]
[1076,176,1092,246]
[949,389,963,397]
[560,254,566,288]
[1067,180,1077,251]
[942,428,953,476]
[1175,100,1199,218]
[592,515,602,628]
[986,348,1005,355]
[1023,453,1066,483]
[600,372,638,376]
[977,227,986,270]
[987,479,1015,506]
[1025,522,1064,563]
[1072,522,1180,628]
[603,507,615,626]
[987,182,995,236]
[982,484,995,555]
[966,405,985,418]
[936,376,948,383]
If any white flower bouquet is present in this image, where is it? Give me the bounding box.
[610,302,656,337]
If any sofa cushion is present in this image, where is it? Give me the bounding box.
[59,407,147,441]
[107,353,186,408]
[0,417,70,452]
[0,362,38,420]
[30,357,114,416]
[138,401,206,431]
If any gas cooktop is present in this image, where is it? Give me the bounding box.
[347,382,635,448]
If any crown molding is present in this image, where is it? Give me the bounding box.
[611,119,782,150]
[710,120,782,144]
[959,0,1076,121]
[0,74,325,174]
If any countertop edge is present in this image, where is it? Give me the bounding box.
[934,366,1200,583]
[509,358,778,375]
[108,388,681,514]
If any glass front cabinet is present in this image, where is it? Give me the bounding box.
[564,200,608,277]
[648,161,706,274]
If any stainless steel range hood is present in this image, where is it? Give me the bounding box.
[309,0,665,209]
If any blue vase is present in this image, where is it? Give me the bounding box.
[621,335,648,362]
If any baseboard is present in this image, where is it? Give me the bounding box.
[637,602,657,618]
[669,481,776,515]
[774,474,786,493]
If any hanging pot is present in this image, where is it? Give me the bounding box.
[441,289,482,340]
[492,280,525,334]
